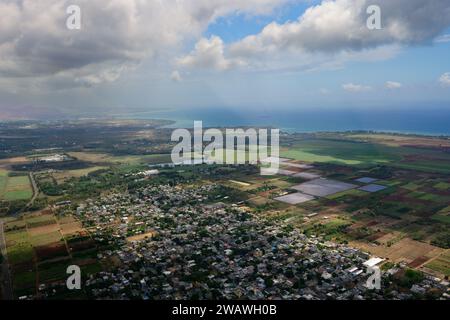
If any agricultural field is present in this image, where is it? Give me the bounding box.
[0,169,7,193]
[423,251,450,278]
[223,136,450,278]
[68,151,172,166]
[280,139,403,166]
[3,210,102,298]
[0,171,33,201]
[1,122,450,296]
[348,133,450,149]
[281,137,450,174]
[52,166,107,184]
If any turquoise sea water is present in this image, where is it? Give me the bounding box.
[115,107,450,136]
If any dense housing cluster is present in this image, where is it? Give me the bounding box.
[66,184,448,300]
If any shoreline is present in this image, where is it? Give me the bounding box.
[1,116,450,138]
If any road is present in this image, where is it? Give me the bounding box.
[0,219,13,300]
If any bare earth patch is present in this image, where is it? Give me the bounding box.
[126,231,158,243]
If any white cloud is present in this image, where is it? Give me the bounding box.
[171,70,183,82]
[1,0,450,90]
[230,0,450,58]
[435,34,450,43]
[342,83,372,92]
[385,81,402,89]
[177,36,245,71]
[0,0,286,88]
[216,0,450,73]
[439,72,450,87]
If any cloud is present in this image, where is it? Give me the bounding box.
[230,0,450,58]
[439,72,450,87]
[0,0,286,88]
[342,83,372,92]
[2,0,450,90]
[434,34,450,43]
[177,36,245,71]
[385,81,402,89]
[203,0,450,73]
[171,70,183,82]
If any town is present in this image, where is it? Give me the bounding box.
[37,183,448,300]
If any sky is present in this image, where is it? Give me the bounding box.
[1,0,450,119]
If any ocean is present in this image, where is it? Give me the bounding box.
[115,107,450,136]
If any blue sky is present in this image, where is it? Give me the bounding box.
[205,1,312,43]
[0,0,450,119]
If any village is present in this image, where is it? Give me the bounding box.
[37,182,448,300]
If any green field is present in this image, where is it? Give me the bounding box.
[26,214,56,226]
[38,261,72,283]
[5,230,34,265]
[432,206,450,224]
[0,173,33,201]
[425,252,450,277]
[281,139,402,166]
[432,214,450,224]
[29,231,63,247]
[280,138,450,173]
[326,189,366,200]
[434,182,450,190]
[4,212,103,298]
[402,183,421,191]
[0,170,8,193]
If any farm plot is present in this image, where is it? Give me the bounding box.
[432,206,450,224]
[26,214,57,229]
[358,184,387,193]
[29,231,63,247]
[352,238,444,266]
[434,182,450,191]
[423,251,450,277]
[292,179,357,197]
[326,189,366,200]
[275,193,316,205]
[280,139,405,167]
[0,173,33,201]
[5,230,34,265]
[4,211,100,297]
[52,166,107,183]
[293,172,322,180]
[0,169,8,193]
